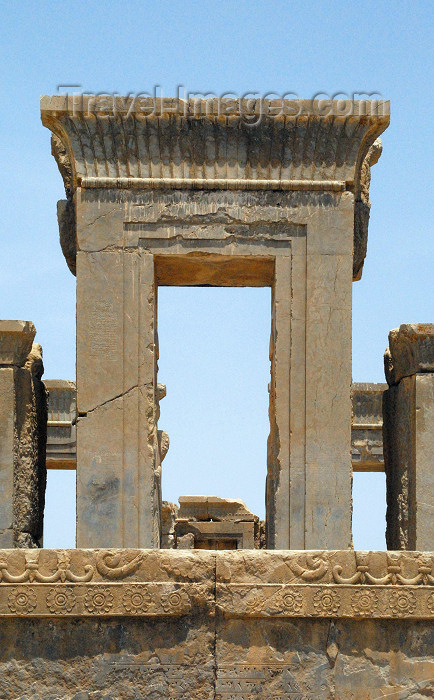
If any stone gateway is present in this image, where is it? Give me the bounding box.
[0,97,432,698]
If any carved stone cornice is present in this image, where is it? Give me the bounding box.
[0,549,432,619]
[41,97,389,280]
[41,97,389,194]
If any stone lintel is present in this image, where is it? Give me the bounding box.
[352,382,387,427]
[385,323,434,386]
[0,321,36,367]
[0,548,432,619]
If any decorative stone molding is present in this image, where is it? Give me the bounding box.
[41,97,389,190]
[351,382,386,471]
[0,550,432,619]
[0,320,36,367]
[44,379,77,470]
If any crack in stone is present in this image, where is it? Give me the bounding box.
[84,383,151,416]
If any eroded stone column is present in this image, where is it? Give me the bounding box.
[383,324,434,550]
[0,321,47,548]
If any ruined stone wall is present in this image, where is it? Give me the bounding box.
[0,549,432,699]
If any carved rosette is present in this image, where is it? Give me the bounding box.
[46,586,77,614]
[7,587,37,615]
[122,585,152,614]
[84,587,114,615]
[350,589,380,616]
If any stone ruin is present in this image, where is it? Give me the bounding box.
[0,97,433,698]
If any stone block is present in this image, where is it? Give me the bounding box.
[385,323,434,385]
[44,379,76,470]
[0,336,47,548]
[178,495,258,522]
[76,249,160,548]
[351,383,387,471]
[384,373,434,550]
[161,500,178,549]
[0,320,35,366]
[176,519,256,550]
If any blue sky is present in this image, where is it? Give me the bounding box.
[1,1,432,549]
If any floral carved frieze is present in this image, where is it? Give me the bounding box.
[0,549,433,618]
[1,583,193,617]
[216,584,434,619]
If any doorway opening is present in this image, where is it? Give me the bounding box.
[43,469,76,548]
[157,286,271,522]
[352,472,387,550]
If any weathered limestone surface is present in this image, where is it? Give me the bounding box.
[0,324,47,548]
[353,137,383,281]
[384,373,434,551]
[385,323,434,385]
[178,495,257,522]
[351,382,387,471]
[215,619,433,700]
[161,500,178,548]
[383,325,434,550]
[0,321,36,366]
[0,549,432,698]
[75,248,161,548]
[174,496,262,549]
[44,379,76,470]
[41,97,389,550]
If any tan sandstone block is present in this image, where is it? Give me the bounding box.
[0,320,36,366]
[385,323,434,386]
[178,496,258,522]
[0,369,15,538]
[305,253,353,549]
[384,373,434,550]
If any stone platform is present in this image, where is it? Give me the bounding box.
[0,549,433,698]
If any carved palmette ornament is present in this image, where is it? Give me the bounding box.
[0,550,93,583]
[332,553,434,586]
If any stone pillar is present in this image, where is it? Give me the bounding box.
[267,203,354,549]
[383,324,434,550]
[76,249,160,548]
[0,321,47,548]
